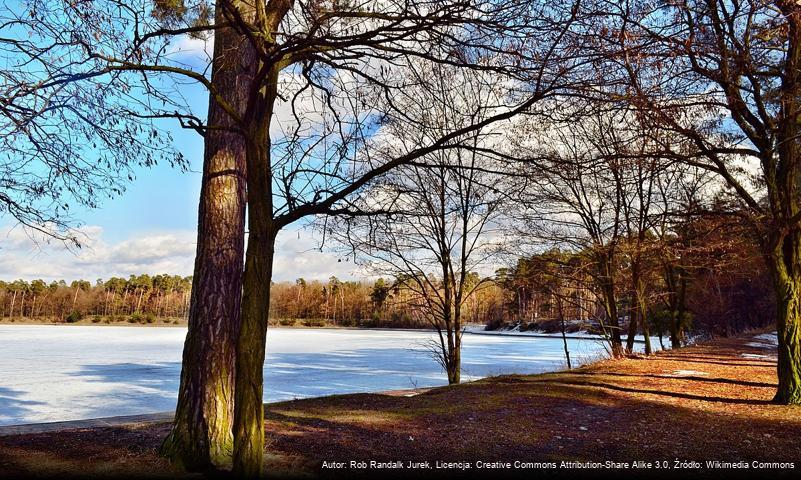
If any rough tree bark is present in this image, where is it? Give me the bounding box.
[161,3,255,469]
[767,0,801,405]
[767,232,801,404]
[232,64,280,478]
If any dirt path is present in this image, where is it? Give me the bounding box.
[1,333,798,478]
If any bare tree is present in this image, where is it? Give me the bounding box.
[597,0,801,403]
[329,61,518,385]
[511,99,696,357]
[511,104,633,357]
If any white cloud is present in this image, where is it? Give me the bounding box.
[272,228,367,282]
[0,224,362,283]
[0,225,197,282]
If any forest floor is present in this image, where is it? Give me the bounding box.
[0,332,799,479]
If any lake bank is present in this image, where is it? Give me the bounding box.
[0,332,795,479]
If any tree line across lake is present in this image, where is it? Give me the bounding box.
[0,207,772,341]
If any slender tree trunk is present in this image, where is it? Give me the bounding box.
[598,254,623,357]
[665,264,680,348]
[161,3,255,469]
[627,266,652,355]
[557,296,571,369]
[448,298,462,385]
[135,289,144,313]
[637,292,652,354]
[625,301,638,354]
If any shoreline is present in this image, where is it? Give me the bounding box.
[0,332,795,479]
[0,387,433,436]
[0,327,689,432]
[0,321,659,345]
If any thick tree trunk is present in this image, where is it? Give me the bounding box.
[233,64,279,477]
[232,151,275,476]
[769,0,801,405]
[767,233,801,405]
[161,5,255,469]
[232,232,274,478]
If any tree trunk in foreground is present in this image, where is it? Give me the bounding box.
[233,65,279,477]
[161,7,254,469]
[768,1,801,406]
[233,231,274,478]
[768,231,801,405]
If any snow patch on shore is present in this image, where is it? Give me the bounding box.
[746,332,778,349]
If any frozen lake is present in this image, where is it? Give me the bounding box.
[0,325,633,426]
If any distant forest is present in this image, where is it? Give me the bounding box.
[0,211,773,338]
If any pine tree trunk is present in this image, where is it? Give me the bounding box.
[160,3,255,469]
[232,232,274,478]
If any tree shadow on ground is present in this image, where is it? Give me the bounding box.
[264,373,800,476]
[561,370,776,389]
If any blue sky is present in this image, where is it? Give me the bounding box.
[79,131,203,243]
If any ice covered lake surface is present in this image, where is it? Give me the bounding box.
[0,325,657,426]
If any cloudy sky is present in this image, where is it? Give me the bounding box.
[0,36,365,284]
[0,218,361,283]
[0,157,362,283]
